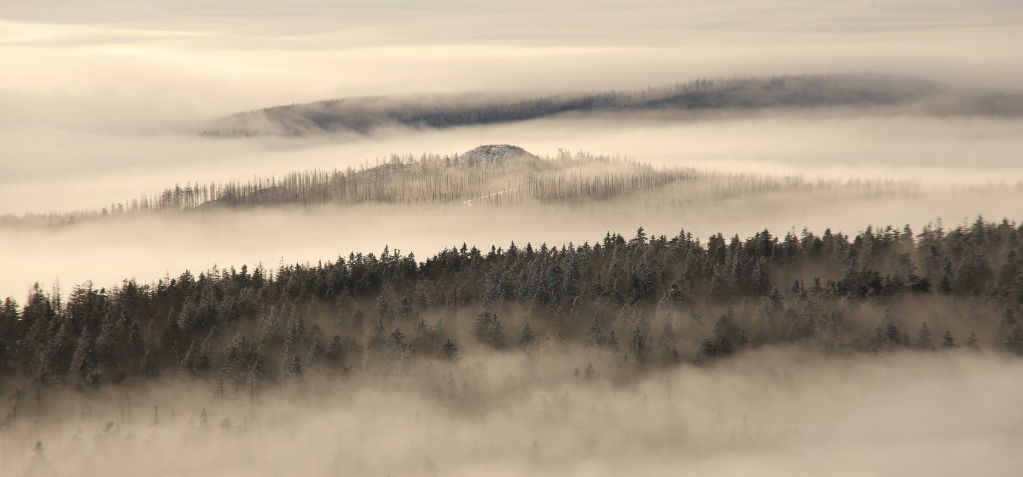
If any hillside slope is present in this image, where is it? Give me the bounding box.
[203,74,966,137]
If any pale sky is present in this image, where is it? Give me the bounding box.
[1,0,1021,129]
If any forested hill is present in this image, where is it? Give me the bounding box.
[202,74,947,137]
[1,219,1022,392]
[4,145,917,227]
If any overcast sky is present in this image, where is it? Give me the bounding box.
[2,0,1022,127]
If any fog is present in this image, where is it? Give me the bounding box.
[3,1,1023,475]
[3,348,1022,476]
[3,109,1023,301]
[2,0,1023,137]
[5,112,1023,214]
[3,185,1022,302]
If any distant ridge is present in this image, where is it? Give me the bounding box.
[456,145,542,167]
[2,144,939,228]
[202,73,1000,137]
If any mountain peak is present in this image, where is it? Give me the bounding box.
[458,144,539,165]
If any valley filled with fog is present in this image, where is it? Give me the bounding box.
[5,350,1023,476]
[3,112,1023,301]
[2,1,1023,476]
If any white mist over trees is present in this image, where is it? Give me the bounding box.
[3,1,1023,475]
[5,145,961,227]
[202,74,1023,138]
[3,219,1023,475]
[3,217,1023,392]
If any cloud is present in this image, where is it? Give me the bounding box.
[4,347,1023,476]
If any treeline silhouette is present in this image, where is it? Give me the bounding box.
[203,74,939,136]
[1,218,1022,398]
[0,146,927,227]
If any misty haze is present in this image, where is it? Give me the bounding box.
[2,2,1023,476]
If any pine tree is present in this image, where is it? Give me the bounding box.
[630,327,645,363]
[325,336,346,367]
[140,348,159,378]
[68,328,98,388]
[397,297,414,322]
[607,329,619,351]
[668,281,688,303]
[517,323,535,350]
[25,441,52,477]
[367,318,386,352]
[870,309,903,352]
[387,328,408,356]
[473,312,505,349]
[440,340,459,360]
[998,309,1023,354]
[941,331,955,349]
[916,322,934,351]
[281,354,302,377]
[965,331,979,350]
[701,314,737,359]
[307,338,325,370]
[586,319,604,348]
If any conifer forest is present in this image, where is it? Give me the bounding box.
[3,2,1023,476]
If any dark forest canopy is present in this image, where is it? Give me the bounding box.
[1,218,1022,394]
[201,74,1023,137]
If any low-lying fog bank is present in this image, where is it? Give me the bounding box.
[2,187,1021,301]
[4,113,1023,215]
[3,348,1021,476]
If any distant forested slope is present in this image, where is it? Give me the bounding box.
[0,145,924,227]
[203,74,948,137]
[203,74,1023,137]
[1,218,1021,393]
